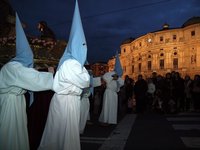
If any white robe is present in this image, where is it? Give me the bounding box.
[99,72,124,124]
[0,61,53,150]
[79,88,91,134]
[38,59,90,150]
[79,77,101,134]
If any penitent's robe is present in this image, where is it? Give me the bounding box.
[99,72,124,124]
[79,77,101,134]
[0,61,53,150]
[38,59,90,150]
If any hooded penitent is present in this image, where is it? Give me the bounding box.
[11,13,34,106]
[57,0,87,69]
[114,50,123,77]
[11,13,34,68]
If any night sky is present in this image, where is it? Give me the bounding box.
[9,0,200,63]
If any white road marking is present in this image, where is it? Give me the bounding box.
[172,124,200,130]
[181,137,200,148]
[98,114,137,150]
[167,117,200,121]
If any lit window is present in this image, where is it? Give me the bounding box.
[132,58,134,63]
[160,59,164,69]
[160,36,163,42]
[123,66,126,72]
[173,58,178,69]
[138,63,141,72]
[132,65,134,73]
[173,35,176,40]
[191,54,196,64]
[148,61,151,70]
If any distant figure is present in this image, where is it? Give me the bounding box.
[37,21,56,41]
[184,75,192,111]
[134,74,148,113]
[99,71,124,125]
[191,74,200,112]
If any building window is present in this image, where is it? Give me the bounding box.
[173,58,178,69]
[132,58,135,63]
[191,31,195,36]
[160,59,164,69]
[124,48,126,53]
[148,61,151,71]
[138,63,141,72]
[173,35,177,40]
[160,36,163,42]
[191,54,196,64]
[139,42,142,47]
[132,65,134,73]
[123,66,126,72]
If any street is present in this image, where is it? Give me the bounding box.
[81,112,200,150]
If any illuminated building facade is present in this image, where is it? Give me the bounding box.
[108,17,200,79]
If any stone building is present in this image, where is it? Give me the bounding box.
[108,17,200,80]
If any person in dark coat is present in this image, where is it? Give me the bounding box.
[134,74,148,113]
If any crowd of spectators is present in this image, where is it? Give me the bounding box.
[118,71,200,115]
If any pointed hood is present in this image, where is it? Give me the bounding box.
[114,50,123,77]
[11,13,34,68]
[57,0,87,69]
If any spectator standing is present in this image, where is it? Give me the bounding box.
[134,74,148,113]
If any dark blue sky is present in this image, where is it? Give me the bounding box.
[9,0,200,63]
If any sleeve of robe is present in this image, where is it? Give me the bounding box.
[53,59,90,95]
[1,61,53,91]
[92,77,101,87]
[102,72,115,84]
[117,77,124,92]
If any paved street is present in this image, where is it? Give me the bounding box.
[81,112,200,150]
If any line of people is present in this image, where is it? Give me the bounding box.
[0,7,125,150]
[0,2,92,149]
[118,72,200,115]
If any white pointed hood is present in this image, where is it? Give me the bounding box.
[57,0,87,69]
[11,13,33,68]
[114,50,123,77]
